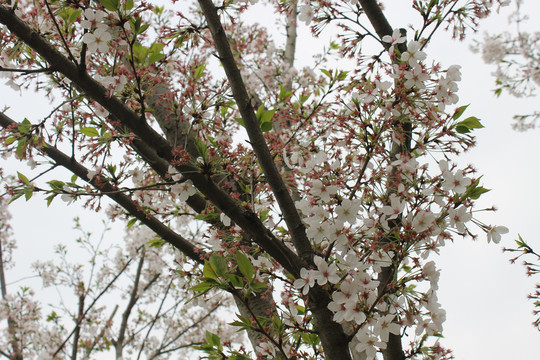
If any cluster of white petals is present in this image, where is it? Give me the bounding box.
[81,10,111,53]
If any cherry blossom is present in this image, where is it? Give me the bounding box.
[82,27,111,53]
[298,4,313,25]
[313,256,340,285]
[404,65,429,89]
[336,198,362,225]
[355,329,387,360]
[372,314,402,342]
[448,206,472,232]
[486,225,510,243]
[401,41,427,66]
[381,195,406,221]
[81,9,107,30]
[293,268,316,295]
[412,210,437,233]
[382,28,406,46]
[170,179,197,202]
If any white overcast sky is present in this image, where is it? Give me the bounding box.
[1,1,540,359]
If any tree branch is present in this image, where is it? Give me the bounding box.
[197,0,313,266]
[358,0,393,40]
[0,112,204,263]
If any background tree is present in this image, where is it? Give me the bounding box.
[0,0,512,359]
[472,0,540,331]
[0,198,232,359]
[472,0,540,130]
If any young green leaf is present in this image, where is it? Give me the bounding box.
[98,0,119,11]
[209,254,227,277]
[80,127,100,137]
[203,260,218,280]
[452,104,469,120]
[455,116,484,134]
[17,171,30,185]
[236,251,255,281]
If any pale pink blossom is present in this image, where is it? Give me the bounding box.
[298,4,313,25]
[442,169,471,194]
[382,29,406,46]
[170,179,197,202]
[82,27,111,53]
[81,9,107,30]
[294,268,316,295]
[402,41,427,66]
[313,256,340,285]
[412,210,436,233]
[448,206,472,232]
[381,195,406,220]
[486,225,509,243]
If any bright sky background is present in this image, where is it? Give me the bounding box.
[1,1,540,359]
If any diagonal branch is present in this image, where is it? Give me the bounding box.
[358,0,393,40]
[0,112,203,263]
[197,0,313,266]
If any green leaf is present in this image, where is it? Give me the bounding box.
[24,188,33,201]
[138,24,149,35]
[148,238,166,248]
[46,194,57,207]
[460,177,491,200]
[18,119,31,134]
[98,0,119,11]
[229,313,252,330]
[299,93,311,105]
[71,9,83,23]
[194,138,208,159]
[127,217,138,229]
[260,121,273,132]
[226,273,244,288]
[4,136,16,145]
[147,43,165,64]
[455,116,484,134]
[203,260,218,280]
[261,109,275,124]
[254,106,274,132]
[48,180,65,190]
[236,251,255,281]
[17,171,30,185]
[278,85,292,101]
[467,185,490,200]
[337,70,349,80]
[321,69,332,78]
[123,0,134,10]
[147,52,165,64]
[131,42,147,64]
[209,254,227,277]
[194,63,206,79]
[452,104,469,120]
[16,139,26,158]
[255,105,264,122]
[190,281,214,293]
[301,332,320,346]
[234,117,245,127]
[205,331,222,350]
[8,192,24,204]
[80,127,100,137]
